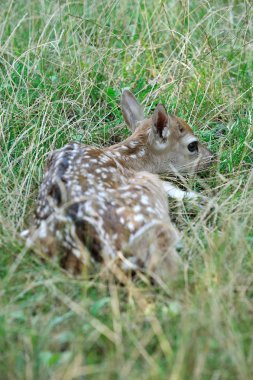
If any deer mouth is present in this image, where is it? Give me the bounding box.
[196,153,217,173]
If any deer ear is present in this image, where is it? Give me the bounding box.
[121,89,144,131]
[152,104,170,140]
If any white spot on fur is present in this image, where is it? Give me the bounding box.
[100,155,111,163]
[38,221,47,239]
[123,191,132,198]
[127,222,135,231]
[134,214,144,223]
[133,205,141,213]
[129,140,138,148]
[138,148,145,157]
[141,195,149,205]
[116,207,126,214]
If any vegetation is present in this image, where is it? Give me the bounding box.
[0,0,252,379]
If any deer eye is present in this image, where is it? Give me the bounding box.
[187,141,198,153]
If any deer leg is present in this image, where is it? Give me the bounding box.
[162,180,208,203]
[121,221,181,281]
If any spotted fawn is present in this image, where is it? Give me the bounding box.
[24,90,214,281]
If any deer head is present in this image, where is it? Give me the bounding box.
[119,89,214,175]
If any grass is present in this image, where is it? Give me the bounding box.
[0,0,253,379]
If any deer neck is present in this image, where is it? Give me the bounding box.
[105,129,155,173]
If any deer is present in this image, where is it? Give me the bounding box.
[23,90,215,282]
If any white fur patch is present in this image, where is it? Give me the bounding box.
[154,140,167,151]
[38,221,47,239]
[134,214,144,223]
[138,148,145,157]
[141,195,149,205]
[133,205,141,213]
[127,222,135,231]
[116,207,125,214]
[162,127,170,139]
[100,155,111,163]
[129,140,138,148]
[163,181,200,201]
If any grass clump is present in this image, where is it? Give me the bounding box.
[0,0,252,379]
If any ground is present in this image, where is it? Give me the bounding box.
[0,1,252,379]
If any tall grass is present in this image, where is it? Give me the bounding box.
[0,0,252,379]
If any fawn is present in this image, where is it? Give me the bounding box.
[25,90,214,281]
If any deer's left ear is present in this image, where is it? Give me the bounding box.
[121,89,144,131]
[152,104,170,141]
